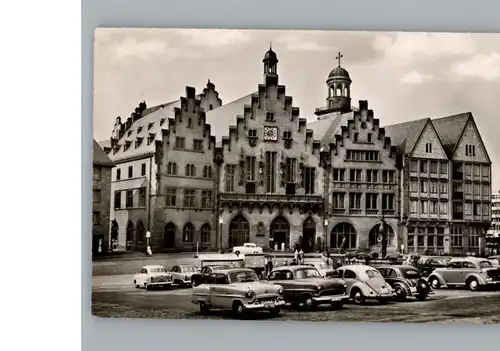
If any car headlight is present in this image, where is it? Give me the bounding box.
[278,287,284,295]
[246,290,255,298]
[315,284,322,291]
[150,277,155,282]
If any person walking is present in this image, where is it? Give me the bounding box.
[299,248,304,264]
[266,258,274,278]
[294,249,299,263]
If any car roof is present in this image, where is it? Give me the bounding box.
[143,265,164,269]
[210,268,255,275]
[449,257,482,263]
[273,265,318,271]
[376,265,416,270]
[198,254,244,261]
[337,264,375,272]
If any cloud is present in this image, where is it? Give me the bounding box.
[451,53,500,81]
[276,34,335,52]
[372,32,477,63]
[110,37,167,61]
[175,29,251,47]
[400,70,433,84]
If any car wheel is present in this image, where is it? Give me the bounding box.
[416,293,428,301]
[199,301,210,314]
[232,301,246,319]
[394,285,407,301]
[133,280,140,289]
[302,295,315,310]
[269,307,280,317]
[145,284,150,291]
[330,301,344,310]
[467,277,479,291]
[429,277,441,289]
[351,289,365,305]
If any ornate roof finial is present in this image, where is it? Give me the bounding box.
[270,41,272,50]
[336,51,343,67]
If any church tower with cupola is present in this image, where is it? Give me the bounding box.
[315,52,352,118]
[263,44,279,86]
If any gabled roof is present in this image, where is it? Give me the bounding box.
[307,112,354,149]
[383,118,429,155]
[93,139,114,167]
[431,112,471,158]
[204,93,255,146]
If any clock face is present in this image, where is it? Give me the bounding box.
[263,126,278,141]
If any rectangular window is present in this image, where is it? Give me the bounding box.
[425,143,432,153]
[417,235,425,247]
[304,167,315,194]
[365,193,378,210]
[165,188,176,207]
[482,165,490,180]
[332,193,345,209]
[430,181,438,194]
[126,190,133,208]
[468,228,479,247]
[225,165,236,192]
[114,191,121,209]
[408,235,415,248]
[333,168,345,181]
[420,180,428,193]
[202,191,212,208]
[451,226,463,247]
[439,181,448,195]
[92,211,100,225]
[183,189,195,208]
[93,167,102,181]
[367,133,372,143]
[246,156,256,181]
[175,137,185,149]
[350,169,362,182]
[464,183,472,196]
[265,152,278,193]
[349,193,362,209]
[193,139,203,151]
[430,201,438,214]
[474,183,480,195]
[382,194,394,210]
[410,160,418,172]
[420,160,428,173]
[464,164,472,177]
[410,180,418,192]
[473,164,480,177]
[465,145,476,157]
[430,161,438,174]
[128,166,133,178]
[465,203,472,216]
[420,200,428,214]
[482,204,489,218]
[439,202,447,215]
[482,184,490,199]
[92,189,101,203]
[382,170,395,183]
[141,163,146,176]
[410,200,418,214]
[366,170,378,183]
[139,188,146,207]
[285,158,297,183]
[116,168,121,181]
[440,162,447,175]
[366,151,379,161]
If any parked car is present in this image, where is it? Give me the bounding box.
[267,265,349,310]
[487,255,500,266]
[169,265,199,286]
[377,265,433,301]
[335,265,395,305]
[416,256,451,278]
[133,265,173,290]
[191,254,245,286]
[304,262,336,278]
[232,243,263,255]
[428,257,500,291]
[242,253,266,278]
[191,268,285,318]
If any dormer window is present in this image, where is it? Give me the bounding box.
[127,130,133,137]
[160,118,166,126]
[353,133,358,142]
[135,137,143,148]
[425,143,432,153]
[147,133,155,145]
[266,112,275,122]
[367,133,372,143]
[113,145,121,155]
[283,131,292,139]
[188,118,193,128]
[148,122,154,130]
[248,129,257,138]
[137,126,143,133]
[124,141,132,151]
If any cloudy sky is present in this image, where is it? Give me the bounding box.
[94,28,500,190]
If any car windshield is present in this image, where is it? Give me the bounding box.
[365,269,382,278]
[150,268,165,273]
[295,268,321,279]
[401,269,420,279]
[479,261,493,268]
[228,270,259,283]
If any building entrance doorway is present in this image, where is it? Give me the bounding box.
[302,217,316,252]
[270,216,290,250]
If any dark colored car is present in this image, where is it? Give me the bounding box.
[267,265,349,310]
[377,265,433,301]
[417,257,451,278]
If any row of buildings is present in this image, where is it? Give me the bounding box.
[93,47,494,256]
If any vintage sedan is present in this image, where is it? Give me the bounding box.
[232,243,263,255]
[191,254,245,286]
[428,257,500,291]
[191,268,285,318]
[335,265,395,304]
[487,256,500,266]
[133,265,173,290]
[169,265,199,286]
[267,265,349,310]
[377,265,433,301]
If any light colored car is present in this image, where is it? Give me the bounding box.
[309,262,336,278]
[169,265,199,286]
[232,243,263,255]
[487,256,500,267]
[335,265,395,305]
[133,265,173,290]
[428,257,500,291]
[191,268,285,318]
[268,265,349,310]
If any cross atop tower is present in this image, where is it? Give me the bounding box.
[336,51,343,67]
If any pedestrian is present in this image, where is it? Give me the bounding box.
[267,258,273,275]
[299,248,304,264]
[294,249,299,263]
[146,246,152,257]
[283,259,288,266]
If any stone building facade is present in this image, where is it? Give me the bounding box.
[99,47,491,255]
[92,140,114,255]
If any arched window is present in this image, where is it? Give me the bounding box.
[126,221,134,242]
[167,162,177,175]
[270,216,290,250]
[183,223,193,242]
[191,164,196,177]
[164,222,176,248]
[201,224,210,243]
[369,224,395,247]
[229,215,250,247]
[207,166,212,178]
[185,164,196,177]
[330,223,357,250]
[185,164,190,176]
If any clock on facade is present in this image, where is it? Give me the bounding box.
[263,126,278,141]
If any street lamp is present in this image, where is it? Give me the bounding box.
[218,216,224,254]
[323,219,328,252]
[146,231,151,247]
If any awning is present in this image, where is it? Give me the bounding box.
[92,225,104,237]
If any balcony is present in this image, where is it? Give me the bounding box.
[350,209,362,215]
[430,192,438,199]
[382,209,396,216]
[430,173,439,179]
[331,209,346,216]
[439,173,448,179]
[409,213,418,219]
[410,171,418,178]
[429,214,438,220]
[440,193,448,200]
[452,171,464,180]
[219,193,324,211]
[366,210,378,216]
[439,213,448,220]
[473,215,481,221]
